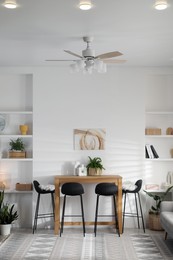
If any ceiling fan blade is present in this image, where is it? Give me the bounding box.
[64,50,83,58]
[103,60,126,64]
[103,59,126,64]
[96,51,123,60]
[45,59,77,61]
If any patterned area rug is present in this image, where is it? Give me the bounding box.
[0,231,173,260]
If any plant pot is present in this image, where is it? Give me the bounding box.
[19,125,28,135]
[88,168,102,176]
[0,224,11,236]
[148,214,163,231]
[9,151,26,158]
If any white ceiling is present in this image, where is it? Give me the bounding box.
[0,0,173,67]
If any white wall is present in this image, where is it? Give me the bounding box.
[1,66,173,229]
[33,66,146,228]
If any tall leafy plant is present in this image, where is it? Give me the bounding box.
[143,185,173,214]
[0,190,18,224]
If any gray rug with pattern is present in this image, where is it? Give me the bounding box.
[0,231,173,259]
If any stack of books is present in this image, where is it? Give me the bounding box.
[145,144,159,159]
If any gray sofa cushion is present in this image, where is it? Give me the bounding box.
[160,201,173,239]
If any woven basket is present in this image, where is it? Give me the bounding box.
[148,214,163,231]
[9,151,26,158]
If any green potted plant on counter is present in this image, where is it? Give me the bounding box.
[143,185,173,230]
[0,190,18,236]
[86,156,105,176]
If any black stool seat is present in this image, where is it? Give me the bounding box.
[94,183,120,237]
[122,179,145,233]
[60,182,85,237]
[61,182,84,196]
[33,180,55,234]
[34,180,55,194]
[95,183,118,196]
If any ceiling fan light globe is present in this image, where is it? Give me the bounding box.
[3,0,17,8]
[79,0,92,10]
[154,0,168,10]
[76,60,85,69]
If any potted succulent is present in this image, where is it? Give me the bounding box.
[9,138,26,158]
[86,156,105,176]
[143,185,173,230]
[0,190,18,235]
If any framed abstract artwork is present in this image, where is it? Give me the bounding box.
[74,128,106,150]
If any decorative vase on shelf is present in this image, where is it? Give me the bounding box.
[19,125,28,135]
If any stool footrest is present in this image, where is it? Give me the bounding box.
[123,213,143,217]
[97,214,116,217]
[64,215,84,217]
[36,213,54,219]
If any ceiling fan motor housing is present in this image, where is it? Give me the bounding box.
[82,48,95,58]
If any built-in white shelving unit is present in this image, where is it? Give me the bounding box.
[145,74,173,187]
[0,74,33,228]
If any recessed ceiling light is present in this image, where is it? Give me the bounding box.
[79,0,93,11]
[3,0,17,9]
[154,0,168,10]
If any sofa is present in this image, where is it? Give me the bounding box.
[160,201,173,239]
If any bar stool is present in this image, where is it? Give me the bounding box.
[94,182,120,237]
[33,180,55,234]
[60,182,85,237]
[122,179,145,233]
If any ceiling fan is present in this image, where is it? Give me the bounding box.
[46,36,126,73]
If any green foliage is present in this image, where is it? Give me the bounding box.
[0,190,18,224]
[86,156,105,170]
[0,190,4,208]
[143,185,173,214]
[9,138,25,151]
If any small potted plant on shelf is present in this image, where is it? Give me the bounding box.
[86,156,105,176]
[9,138,26,158]
[0,190,18,236]
[143,185,173,230]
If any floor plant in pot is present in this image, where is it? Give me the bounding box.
[143,185,173,230]
[86,156,105,176]
[0,190,18,236]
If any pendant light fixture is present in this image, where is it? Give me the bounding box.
[154,0,168,10]
[3,0,17,9]
[79,0,93,11]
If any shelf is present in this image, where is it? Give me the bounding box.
[145,135,173,138]
[146,111,173,115]
[145,158,173,162]
[0,111,33,115]
[0,135,32,138]
[0,158,33,161]
[144,189,171,193]
[3,190,33,194]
